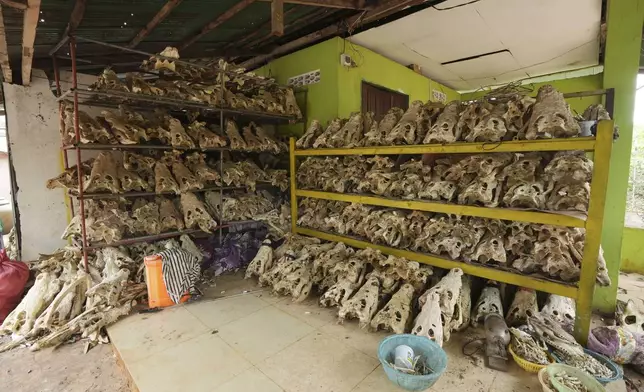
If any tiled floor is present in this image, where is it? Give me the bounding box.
[108,289,541,392]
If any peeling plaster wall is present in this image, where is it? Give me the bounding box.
[3,69,66,260]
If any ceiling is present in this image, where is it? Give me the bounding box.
[349,0,603,92]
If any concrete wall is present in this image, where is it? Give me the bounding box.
[4,69,67,260]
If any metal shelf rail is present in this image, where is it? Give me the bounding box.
[52,35,300,274]
[288,120,614,344]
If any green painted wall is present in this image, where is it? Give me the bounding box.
[336,38,460,117]
[621,227,644,274]
[461,74,603,114]
[255,38,340,134]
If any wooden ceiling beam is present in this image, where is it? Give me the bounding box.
[21,0,40,85]
[179,0,256,51]
[0,0,26,10]
[0,6,12,83]
[271,0,284,36]
[258,0,370,9]
[48,0,87,56]
[241,0,428,69]
[128,0,183,48]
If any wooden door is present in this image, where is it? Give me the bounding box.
[361,82,409,121]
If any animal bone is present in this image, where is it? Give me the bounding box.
[225,119,248,150]
[541,294,576,327]
[167,118,196,148]
[544,152,593,184]
[118,166,147,192]
[465,102,508,142]
[452,275,472,331]
[180,192,217,232]
[338,275,381,328]
[172,161,204,192]
[525,85,580,139]
[370,283,415,334]
[330,112,364,147]
[155,163,180,194]
[424,101,461,143]
[157,197,185,231]
[313,118,344,148]
[245,239,273,279]
[364,108,404,146]
[386,101,423,145]
[102,108,146,144]
[184,152,221,184]
[546,183,590,212]
[417,268,463,343]
[617,299,644,335]
[506,289,538,327]
[412,291,444,346]
[186,120,227,148]
[503,181,548,209]
[296,120,324,149]
[471,284,503,327]
[83,152,121,193]
[510,327,550,365]
[130,199,161,235]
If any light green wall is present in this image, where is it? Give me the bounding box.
[258,37,461,134]
[256,38,340,134]
[336,38,460,117]
[621,227,644,274]
[461,74,603,114]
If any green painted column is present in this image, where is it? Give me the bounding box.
[595,0,644,312]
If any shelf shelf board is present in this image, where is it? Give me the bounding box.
[296,189,586,228]
[86,219,263,249]
[294,137,596,156]
[295,227,578,299]
[71,185,248,200]
[60,88,300,124]
[62,143,288,153]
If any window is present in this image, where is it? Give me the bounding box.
[626,74,644,227]
[361,82,409,121]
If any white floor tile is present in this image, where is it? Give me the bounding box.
[350,366,410,392]
[319,319,392,359]
[213,367,284,392]
[185,294,269,328]
[127,333,252,392]
[217,306,315,364]
[273,297,338,328]
[107,305,209,363]
[258,332,379,392]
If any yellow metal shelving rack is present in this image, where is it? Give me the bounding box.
[289,120,614,344]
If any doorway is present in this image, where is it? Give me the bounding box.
[361,81,409,121]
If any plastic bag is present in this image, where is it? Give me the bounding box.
[0,249,29,323]
[588,326,644,374]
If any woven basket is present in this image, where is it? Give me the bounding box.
[509,345,553,373]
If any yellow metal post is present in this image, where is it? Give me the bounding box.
[289,138,298,233]
[574,120,614,344]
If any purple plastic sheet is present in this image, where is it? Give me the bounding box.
[203,228,267,277]
[588,326,644,374]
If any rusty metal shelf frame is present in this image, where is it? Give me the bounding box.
[289,119,615,345]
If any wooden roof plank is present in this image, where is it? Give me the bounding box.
[271,0,284,36]
[179,0,256,51]
[0,0,26,10]
[259,0,369,9]
[48,0,87,56]
[21,0,40,85]
[128,0,183,48]
[0,6,12,83]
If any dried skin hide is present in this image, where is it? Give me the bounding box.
[281,87,303,118]
[424,101,461,144]
[155,163,180,194]
[253,124,283,153]
[338,275,381,328]
[471,285,503,327]
[46,160,93,195]
[172,161,204,192]
[102,108,145,144]
[157,197,185,231]
[242,124,264,151]
[386,101,423,145]
[225,120,248,150]
[123,152,155,191]
[186,121,227,148]
[90,69,128,91]
[180,192,217,232]
[118,166,147,192]
[505,289,538,327]
[84,152,121,193]
[296,120,324,149]
[370,283,415,334]
[130,199,161,235]
[525,85,580,139]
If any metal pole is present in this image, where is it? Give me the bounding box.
[70,38,90,273]
[289,138,297,233]
[574,119,615,345]
[52,56,75,219]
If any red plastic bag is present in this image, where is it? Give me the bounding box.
[0,249,29,323]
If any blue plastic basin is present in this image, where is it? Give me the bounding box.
[377,334,448,391]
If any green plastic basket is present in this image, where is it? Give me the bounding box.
[545,363,606,392]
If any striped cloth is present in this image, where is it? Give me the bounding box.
[158,248,201,304]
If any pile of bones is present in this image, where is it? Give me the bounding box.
[61,102,288,152]
[296,84,608,148]
[0,235,203,353]
[46,150,288,196]
[245,234,615,379]
[88,48,302,119]
[297,198,610,286]
[298,151,592,212]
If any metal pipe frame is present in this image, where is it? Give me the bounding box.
[288,120,615,344]
[52,56,75,219]
[69,37,90,272]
